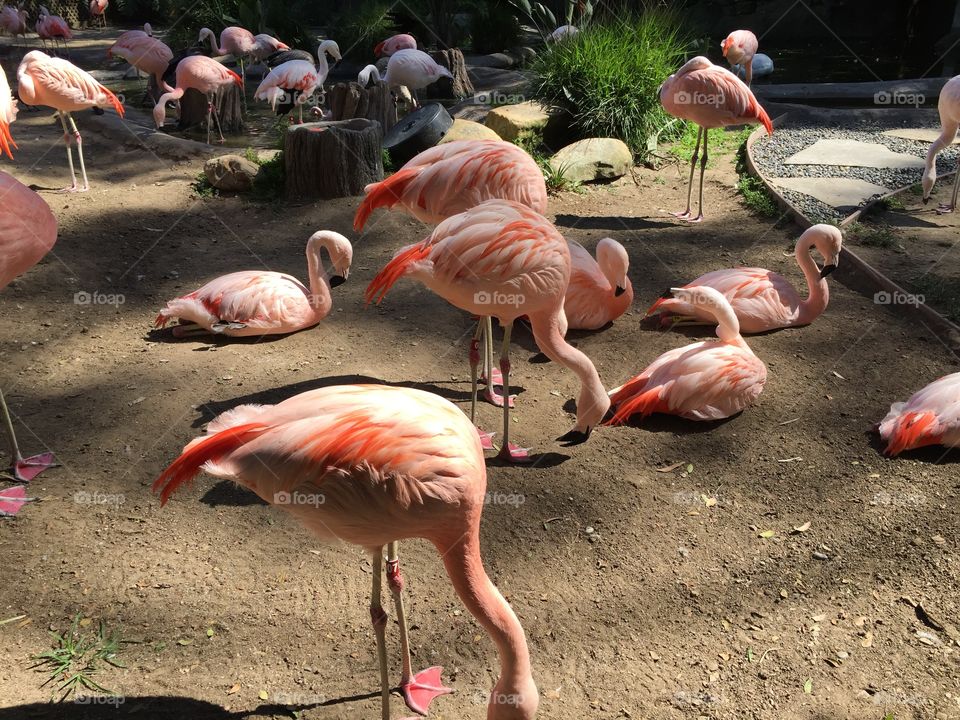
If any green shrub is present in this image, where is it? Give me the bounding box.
[527,8,689,155]
[333,1,397,59]
[469,0,522,54]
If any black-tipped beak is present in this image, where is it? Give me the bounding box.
[329,275,347,288]
[557,427,591,446]
[922,196,930,205]
[92,107,104,116]
[615,285,626,297]
[659,287,674,299]
[819,264,837,279]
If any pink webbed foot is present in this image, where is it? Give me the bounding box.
[400,666,452,716]
[476,428,496,451]
[670,209,692,219]
[483,386,515,408]
[478,367,504,387]
[8,452,58,482]
[685,213,704,223]
[937,204,955,214]
[0,485,36,517]
[497,442,532,464]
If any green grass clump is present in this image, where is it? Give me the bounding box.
[511,130,583,195]
[909,274,960,321]
[332,0,396,60]
[736,173,779,217]
[251,152,285,202]
[845,221,898,249]
[527,9,689,156]
[669,124,753,166]
[31,614,127,699]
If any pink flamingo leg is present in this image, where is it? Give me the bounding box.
[65,113,89,192]
[495,322,531,463]
[480,317,513,408]
[210,100,225,144]
[672,125,701,220]
[937,165,960,214]
[689,129,708,223]
[387,543,453,715]
[468,329,495,451]
[1,387,58,482]
[369,547,391,720]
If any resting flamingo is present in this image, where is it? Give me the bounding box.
[36,6,71,54]
[153,384,538,720]
[0,171,59,488]
[153,55,242,145]
[253,40,340,123]
[366,199,610,461]
[660,56,773,222]
[374,33,416,56]
[88,0,107,29]
[0,65,16,160]
[922,75,960,214]
[155,231,353,338]
[356,139,548,417]
[564,238,633,331]
[607,286,766,424]
[646,224,843,333]
[17,51,124,192]
[107,32,173,92]
[721,30,759,86]
[878,372,960,456]
[358,49,452,107]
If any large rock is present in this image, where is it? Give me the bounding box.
[548,138,633,183]
[484,101,550,142]
[204,154,259,192]
[439,118,501,144]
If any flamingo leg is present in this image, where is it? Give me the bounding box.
[745,59,753,87]
[672,125,701,220]
[938,161,960,214]
[65,113,89,192]
[239,56,247,112]
[690,129,708,223]
[205,98,212,145]
[496,322,530,463]
[211,101,225,144]
[468,321,495,450]
[481,316,512,408]
[369,546,390,720]
[0,387,57,483]
[57,112,79,191]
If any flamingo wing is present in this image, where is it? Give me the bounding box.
[0,171,58,290]
[254,60,318,106]
[879,372,960,455]
[0,65,17,159]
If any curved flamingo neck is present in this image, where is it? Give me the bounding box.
[203,29,222,56]
[794,234,828,323]
[697,297,741,343]
[926,121,959,172]
[305,234,335,319]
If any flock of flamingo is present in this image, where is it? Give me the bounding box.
[1,17,959,720]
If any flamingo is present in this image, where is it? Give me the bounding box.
[153,384,539,720]
[366,199,610,461]
[355,139,548,418]
[721,30,758,86]
[607,286,766,424]
[253,40,340,124]
[0,171,59,487]
[107,32,173,92]
[548,25,578,42]
[374,33,416,57]
[0,6,28,45]
[155,231,353,338]
[922,75,960,214]
[660,56,773,222]
[358,49,452,108]
[249,33,290,62]
[198,25,257,82]
[17,51,124,192]
[878,372,960,456]
[112,22,153,45]
[0,65,16,160]
[646,224,843,333]
[564,237,633,331]
[35,6,72,54]
[153,55,242,145]
[88,0,107,29]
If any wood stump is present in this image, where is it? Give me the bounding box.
[428,49,474,100]
[178,84,245,135]
[285,118,384,200]
[328,81,398,136]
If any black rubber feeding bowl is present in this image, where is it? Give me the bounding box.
[383,103,453,165]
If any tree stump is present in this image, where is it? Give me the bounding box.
[178,84,245,135]
[428,49,474,100]
[285,118,384,200]
[328,81,398,136]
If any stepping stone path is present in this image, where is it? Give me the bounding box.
[770,177,891,211]
[783,139,925,170]
[881,128,960,144]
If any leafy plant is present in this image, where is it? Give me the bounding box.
[468,0,522,54]
[333,0,397,59]
[193,170,217,198]
[31,615,127,699]
[508,0,593,42]
[845,221,898,248]
[251,151,285,201]
[543,160,582,194]
[909,273,960,321]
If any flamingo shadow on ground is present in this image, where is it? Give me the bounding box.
[605,410,741,435]
[553,214,676,231]
[145,327,304,345]
[863,427,960,464]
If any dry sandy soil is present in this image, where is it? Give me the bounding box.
[2,53,960,720]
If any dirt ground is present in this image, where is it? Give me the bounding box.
[2,64,960,720]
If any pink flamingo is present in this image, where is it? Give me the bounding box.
[356,139,548,415]
[153,384,538,720]
[607,286,766,424]
[88,0,107,29]
[112,22,153,45]
[660,56,773,222]
[564,238,633,331]
[721,30,758,86]
[198,25,257,82]
[0,6,29,45]
[253,40,340,123]
[0,65,16,160]
[0,171,59,488]
[250,33,290,62]
[646,224,843,334]
[358,49,452,108]
[366,199,610,461]
[878,372,960,456]
[35,6,72,54]
[374,33,416,57]
[155,231,353,338]
[153,55,242,145]
[922,75,960,214]
[17,51,125,192]
[107,32,173,91]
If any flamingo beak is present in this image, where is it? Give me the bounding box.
[819,264,837,279]
[615,285,626,297]
[922,196,930,205]
[557,427,591,446]
[329,275,347,288]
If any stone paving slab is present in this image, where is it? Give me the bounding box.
[770,177,890,209]
[783,139,925,169]
[881,128,960,144]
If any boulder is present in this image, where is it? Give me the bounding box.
[548,138,633,182]
[439,118,501,144]
[484,101,550,142]
[204,154,259,192]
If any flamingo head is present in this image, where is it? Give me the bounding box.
[595,237,630,297]
[922,164,936,203]
[152,100,167,129]
[357,64,380,87]
[308,230,353,287]
[373,39,385,57]
[318,39,341,64]
[673,285,742,342]
[804,224,843,278]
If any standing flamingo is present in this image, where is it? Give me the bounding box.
[36,6,72,54]
[660,56,773,222]
[721,30,758,86]
[358,49,452,108]
[153,55,242,145]
[153,384,539,720]
[253,40,340,123]
[646,224,843,333]
[17,51,124,192]
[0,171,59,487]
[249,33,290,62]
[607,286,766,424]
[155,231,353,337]
[356,139,548,419]
[878,372,960,456]
[563,238,633,331]
[88,0,107,29]
[366,199,610,461]
[374,33,416,56]
[0,6,28,45]
[922,75,960,214]
[107,32,173,92]
[111,22,153,45]
[198,26,257,82]
[0,65,16,160]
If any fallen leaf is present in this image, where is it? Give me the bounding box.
[861,631,873,648]
[804,678,813,694]
[811,613,826,623]
[226,684,240,696]
[792,521,811,534]
[759,530,775,539]
[746,647,754,662]
[177,638,193,646]
[656,462,684,473]
[685,463,694,474]
[258,690,269,700]
[831,370,845,380]
[206,628,215,638]
[78,618,92,628]
[703,496,717,508]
